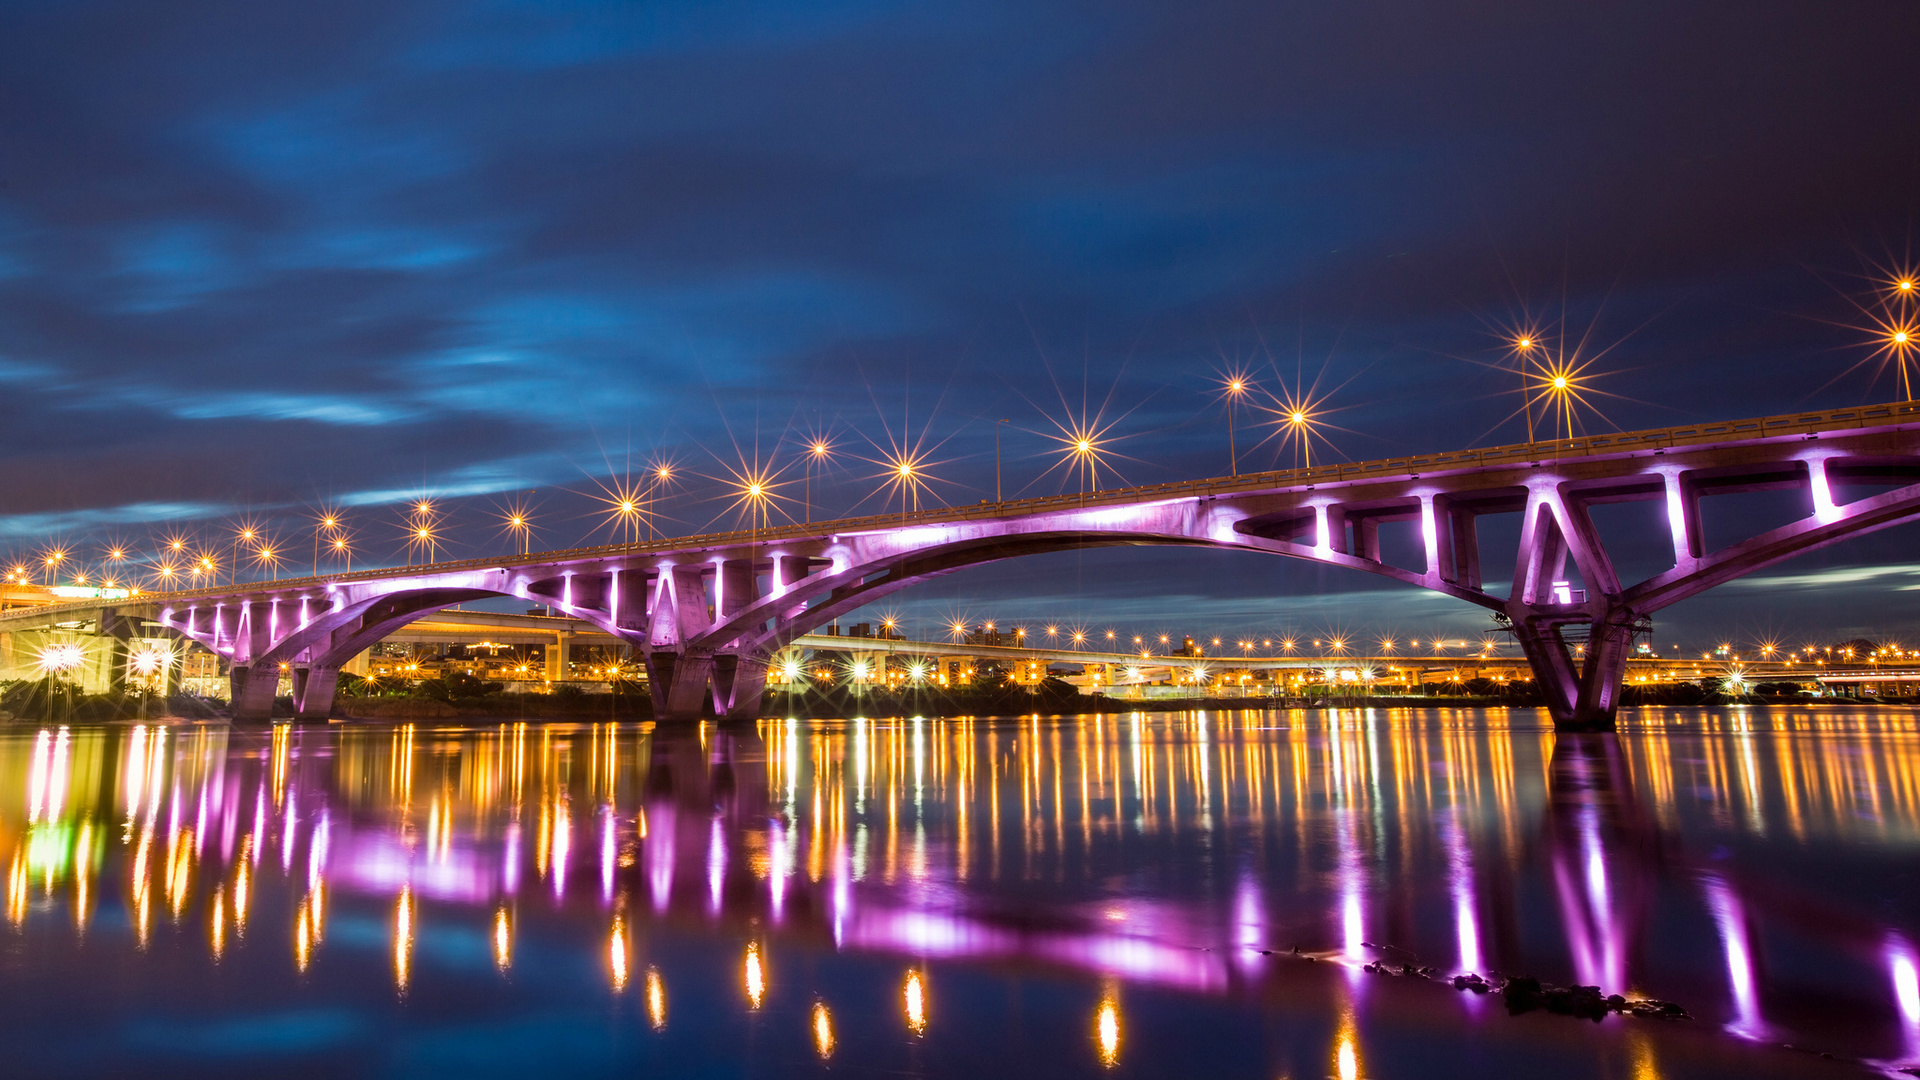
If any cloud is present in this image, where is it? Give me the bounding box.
[171,393,414,426]
[0,359,53,382]
[1729,564,1920,591]
[0,502,231,539]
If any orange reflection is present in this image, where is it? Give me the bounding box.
[493,907,511,971]
[646,967,667,1030]
[811,1001,835,1058]
[394,887,414,992]
[609,914,629,991]
[1095,989,1120,1067]
[744,942,766,1009]
[903,968,928,1034]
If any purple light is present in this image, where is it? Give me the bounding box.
[1804,453,1842,524]
[1705,874,1765,1040]
[1889,934,1920,1059]
[708,816,726,915]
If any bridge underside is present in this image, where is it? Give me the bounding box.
[26,403,1902,730]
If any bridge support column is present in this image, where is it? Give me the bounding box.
[647,651,714,723]
[293,666,340,721]
[229,664,281,723]
[1510,607,1638,732]
[712,653,769,722]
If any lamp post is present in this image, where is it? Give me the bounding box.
[1513,336,1537,444]
[314,513,338,576]
[647,466,672,541]
[806,440,831,523]
[1224,379,1250,476]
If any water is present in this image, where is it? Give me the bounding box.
[0,708,1914,1078]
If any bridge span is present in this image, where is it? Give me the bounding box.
[5,400,1918,729]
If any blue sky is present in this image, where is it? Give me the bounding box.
[3,0,1920,647]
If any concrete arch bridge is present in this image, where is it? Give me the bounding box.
[8,402,1920,729]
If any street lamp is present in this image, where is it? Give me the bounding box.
[647,464,674,541]
[1512,335,1538,443]
[805,439,832,523]
[1223,377,1250,476]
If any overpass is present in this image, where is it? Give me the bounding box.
[3,400,1917,728]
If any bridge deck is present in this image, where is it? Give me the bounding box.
[5,399,1916,627]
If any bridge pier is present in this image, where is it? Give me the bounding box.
[229,664,281,723]
[1510,608,1638,733]
[647,652,714,723]
[712,653,769,722]
[293,666,340,721]
[643,650,770,723]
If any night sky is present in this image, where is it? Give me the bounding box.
[5,0,1920,647]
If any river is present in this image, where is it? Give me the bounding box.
[0,707,1912,1077]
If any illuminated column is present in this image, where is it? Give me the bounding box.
[1804,453,1843,524]
[547,631,573,681]
[1657,469,1702,570]
[294,666,340,721]
[343,649,371,677]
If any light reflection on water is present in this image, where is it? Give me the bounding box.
[0,708,1917,1077]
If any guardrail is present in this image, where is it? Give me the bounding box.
[6,399,1917,623]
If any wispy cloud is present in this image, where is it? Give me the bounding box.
[1730,564,1920,591]
[0,501,230,539]
[172,393,414,426]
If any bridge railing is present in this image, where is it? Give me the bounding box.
[9,400,1919,620]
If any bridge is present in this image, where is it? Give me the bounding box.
[5,400,1919,729]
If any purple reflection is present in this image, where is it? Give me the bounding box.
[1888,934,1920,1060]
[707,815,726,914]
[1704,874,1765,1040]
[551,799,570,900]
[502,822,522,895]
[1443,812,1480,973]
[842,903,1229,992]
[768,820,790,922]
[1232,873,1264,976]
[335,829,493,903]
[601,807,616,904]
[646,805,674,913]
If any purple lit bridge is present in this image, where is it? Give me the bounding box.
[19,402,1920,729]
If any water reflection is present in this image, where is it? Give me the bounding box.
[903,967,927,1035]
[1095,986,1120,1067]
[0,710,1917,1075]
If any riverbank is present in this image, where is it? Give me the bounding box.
[0,678,1871,724]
